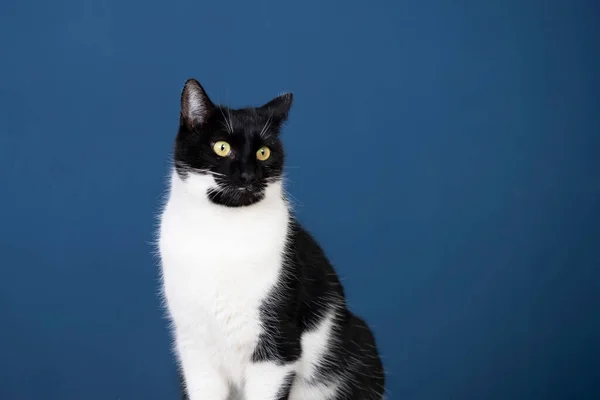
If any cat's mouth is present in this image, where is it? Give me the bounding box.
[236,184,262,193]
[212,176,265,194]
[207,182,266,207]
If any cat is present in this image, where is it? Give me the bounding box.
[158,78,385,400]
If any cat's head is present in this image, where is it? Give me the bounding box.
[173,79,293,207]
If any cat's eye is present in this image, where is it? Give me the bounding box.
[256,146,271,161]
[213,141,231,157]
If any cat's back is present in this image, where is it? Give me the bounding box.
[284,221,387,400]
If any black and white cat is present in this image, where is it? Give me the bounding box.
[158,79,385,400]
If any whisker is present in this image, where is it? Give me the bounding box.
[225,107,234,133]
[196,169,226,177]
[283,188,303,207]
[219,120,230,133]
[259,115,272,138]
[175,162,226,177]
[218,108,233,134]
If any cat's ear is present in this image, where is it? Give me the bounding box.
[181,78,214,129]
[259,92,293,121]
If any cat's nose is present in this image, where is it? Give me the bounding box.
[240,171,257,185]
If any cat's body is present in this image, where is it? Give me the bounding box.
[158,79,385,400]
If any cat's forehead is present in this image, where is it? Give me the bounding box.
[217,107,275,137]
[231,107,270,126]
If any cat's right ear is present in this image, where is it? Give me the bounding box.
[259,92,293,122]
[181,78,214,129]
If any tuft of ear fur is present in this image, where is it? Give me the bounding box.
[260,92,293,121]
[181,78,214,129]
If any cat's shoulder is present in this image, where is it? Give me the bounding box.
[286,217,328,257]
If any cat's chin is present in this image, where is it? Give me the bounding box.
[175,171,284,208]
[206,188,265,208]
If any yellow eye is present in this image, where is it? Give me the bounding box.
[256,146,271,161]
[213,141,231,157]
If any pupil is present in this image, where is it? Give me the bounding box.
[221,145,225,151]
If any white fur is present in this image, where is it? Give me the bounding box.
[290,311,341,400]
[246,361,297,399]
[158,170,341,399]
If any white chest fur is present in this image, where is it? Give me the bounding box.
[158,172,290,387]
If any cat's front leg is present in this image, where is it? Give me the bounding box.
[245,361,297,400]
[176,338,229,400]
[245,313,301,399]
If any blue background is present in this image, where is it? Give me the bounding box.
[1,0,599,399]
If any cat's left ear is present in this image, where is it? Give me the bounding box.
[181,78,215,129]
[259,92,293,122]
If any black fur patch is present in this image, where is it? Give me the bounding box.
[276,371,296,400]
[251,220,385,398]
